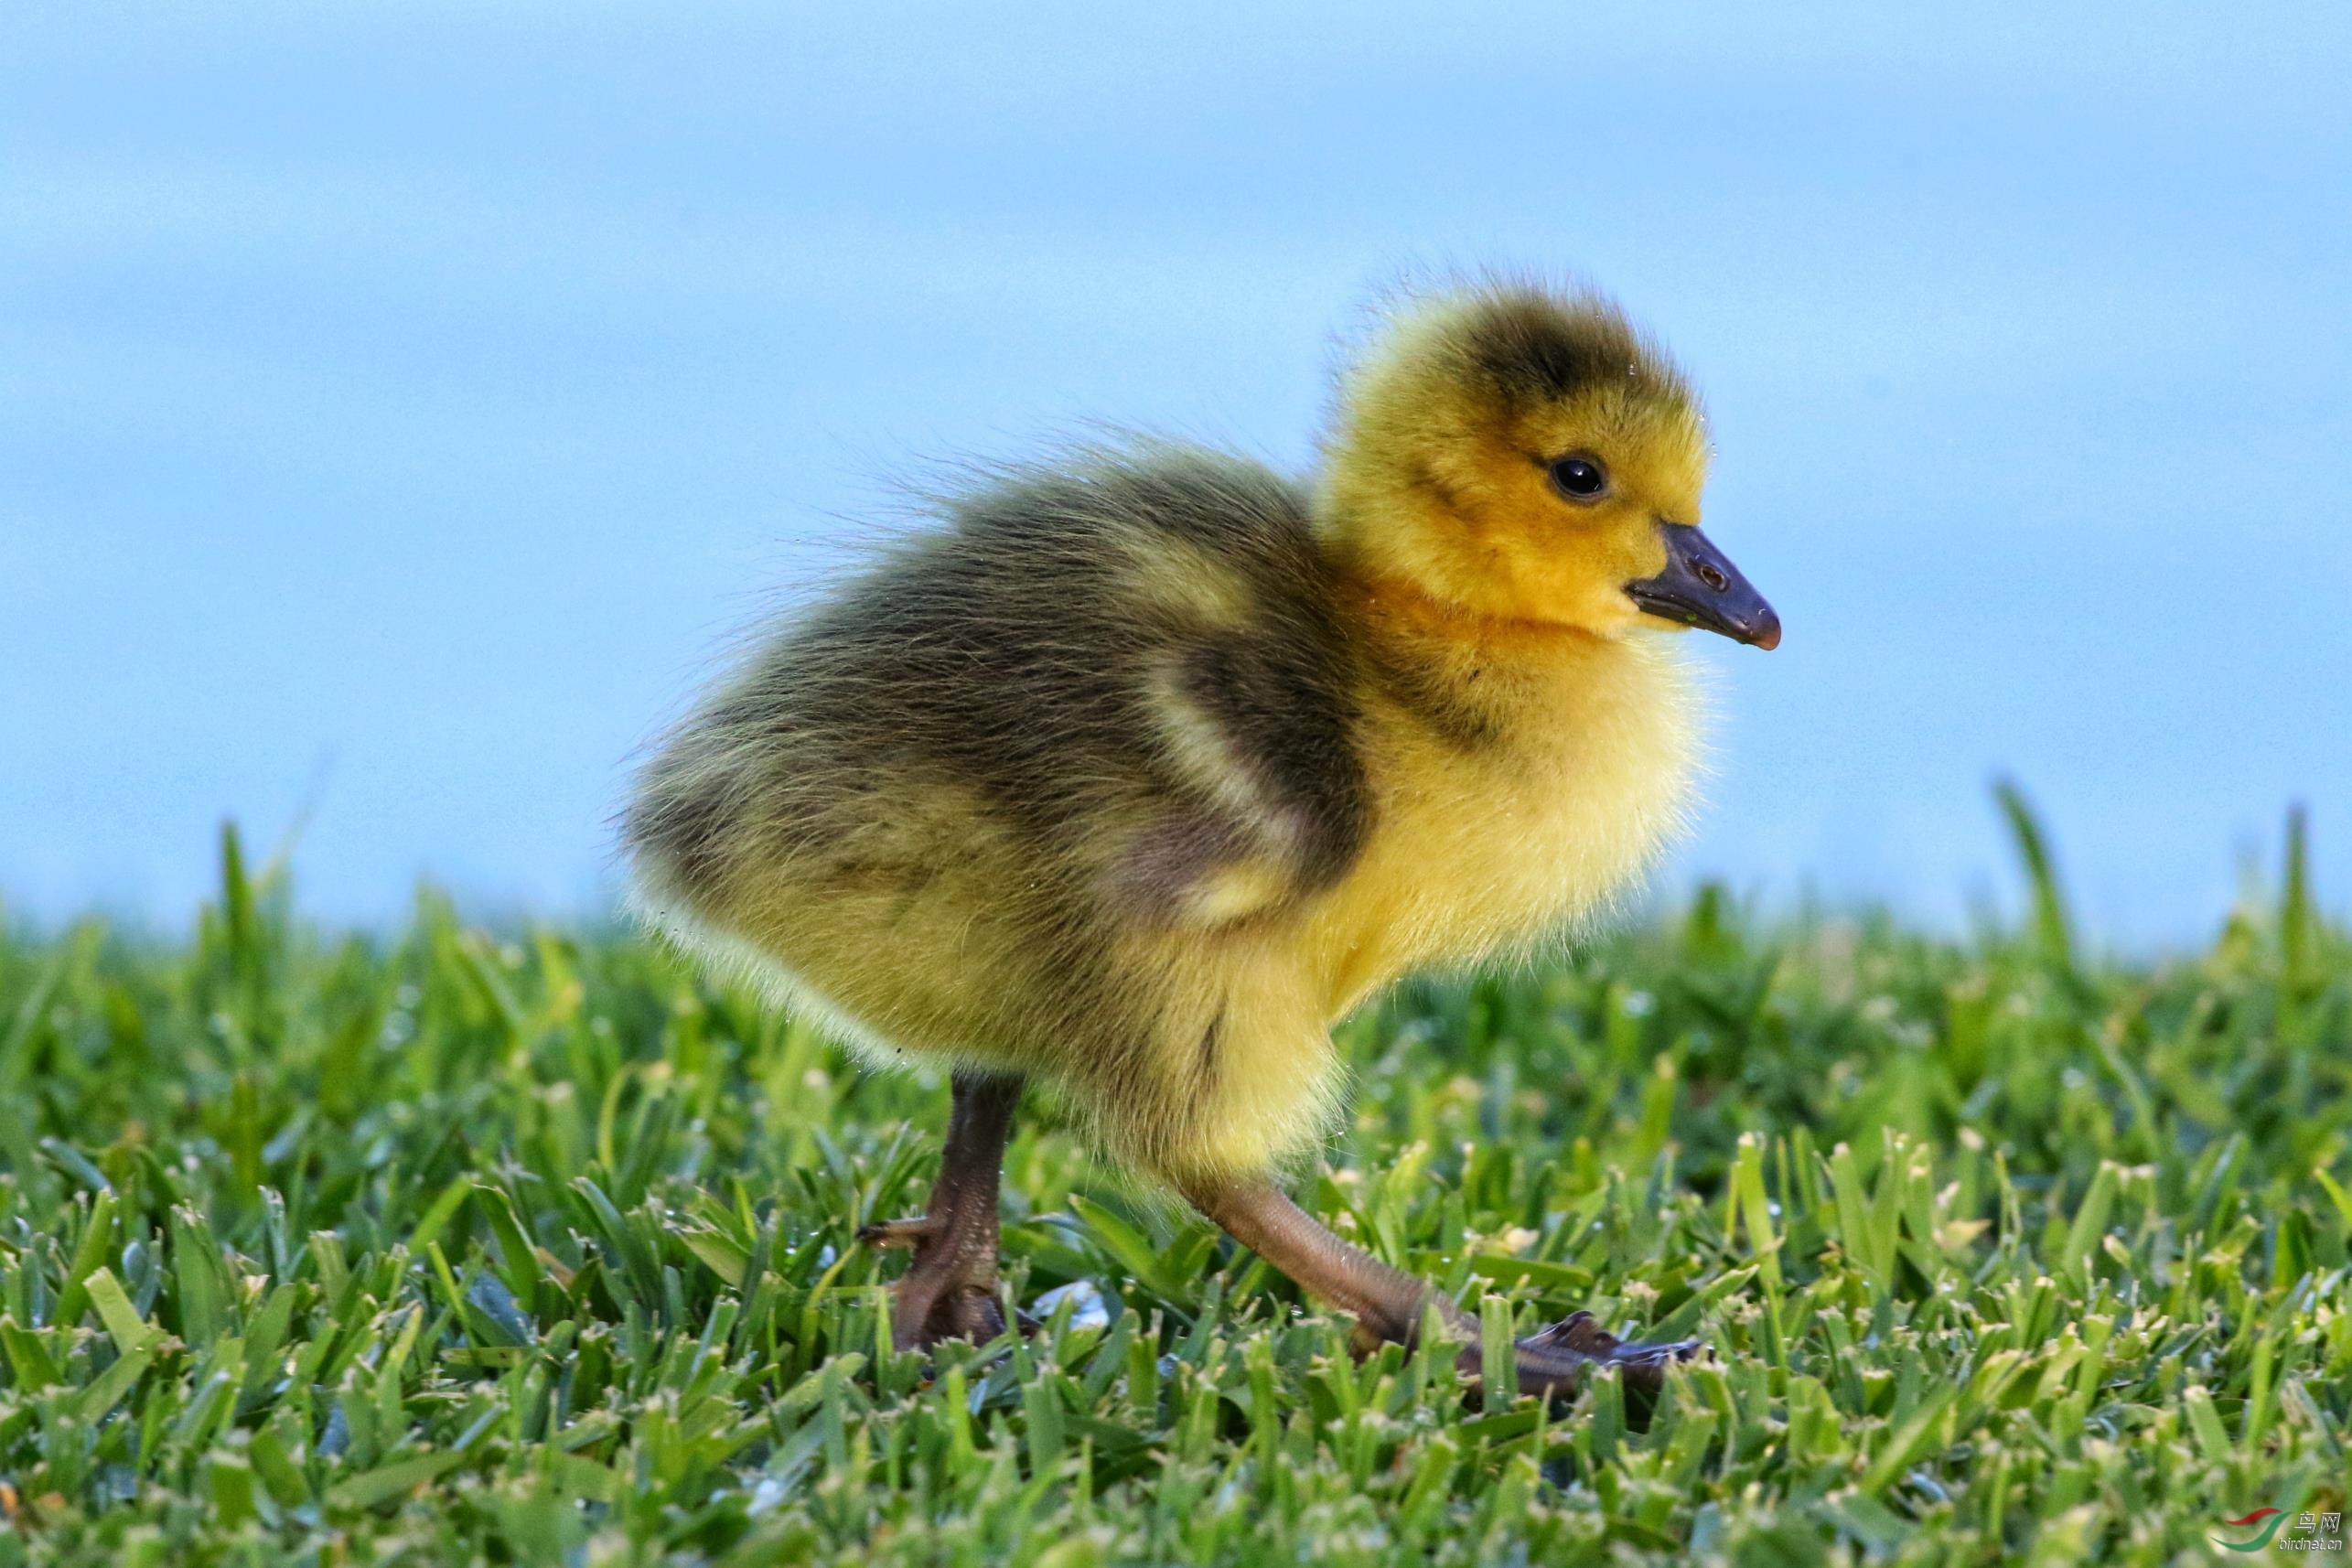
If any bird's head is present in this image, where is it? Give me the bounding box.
[1316,282,1778,650]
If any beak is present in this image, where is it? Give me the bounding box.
[1626,523,1781,650]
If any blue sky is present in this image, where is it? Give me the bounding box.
[5,3,2348,944]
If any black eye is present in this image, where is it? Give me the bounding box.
[1548,455,1608,501]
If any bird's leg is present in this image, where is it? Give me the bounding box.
[1186,1176,1473,1345]
[857,1070,1024,1350]
[1185,1176,1702,1398]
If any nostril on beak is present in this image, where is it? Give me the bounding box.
[1696,562,1727,592]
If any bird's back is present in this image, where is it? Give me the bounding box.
[624,444,1370,1080]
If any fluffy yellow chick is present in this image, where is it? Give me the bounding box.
[624,279,1778,1392]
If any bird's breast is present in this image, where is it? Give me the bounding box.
[1298,634,1702,1018]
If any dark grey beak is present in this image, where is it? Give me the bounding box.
[1626,523,1781,650]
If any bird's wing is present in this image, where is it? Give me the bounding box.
[1095,628,1370,930]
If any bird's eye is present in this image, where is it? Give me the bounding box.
[1548,455,1608,501]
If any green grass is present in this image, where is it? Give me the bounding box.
[0,808,2345,1566]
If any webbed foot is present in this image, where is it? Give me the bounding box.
[1488,1309,1703,1398]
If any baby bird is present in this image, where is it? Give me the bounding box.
[625,279,1778,1395]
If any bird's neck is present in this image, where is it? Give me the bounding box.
[1337,569,1613,658]
[1328,567,1649,757]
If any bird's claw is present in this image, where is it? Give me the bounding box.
[856,1215,943,1250]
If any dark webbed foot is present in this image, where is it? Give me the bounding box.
[860,1072,1024,1352]
[1485,1309,1703,1398]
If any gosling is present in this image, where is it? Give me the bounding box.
[624,279,1779,1396]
